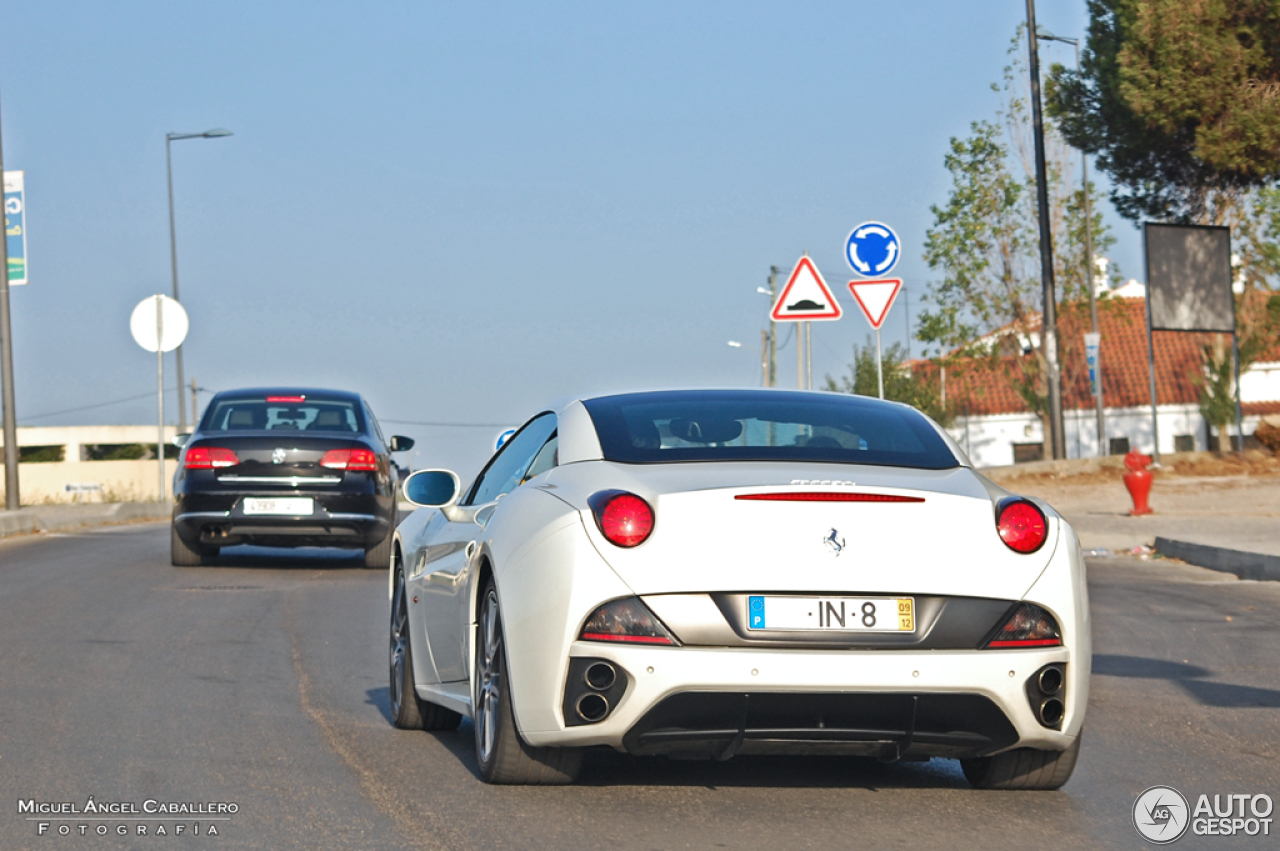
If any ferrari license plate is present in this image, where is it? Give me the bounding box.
[243,497,314,516]
[747,595,914,632]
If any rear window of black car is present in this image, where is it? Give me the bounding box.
[201,398,363,433]
[582,390,959,470]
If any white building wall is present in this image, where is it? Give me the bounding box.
[948,351,1280,468]
[1241,360,1280,404]
[951,404,1225,468]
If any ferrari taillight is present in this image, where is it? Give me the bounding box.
[984,603,1062,649]
[580,597,677,645]
[588,491,654,547]
[997,498,1048,554]
[320,448,378,471]
[183,446,239,469]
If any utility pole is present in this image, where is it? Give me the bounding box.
[1038,28,1106,456]
[767,266,778,387]
[166,136,185,430]
[0,89,19,509]
[190,378,199,427]
[1027,0,1067,460]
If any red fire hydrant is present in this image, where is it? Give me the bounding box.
[1123,450,1154,516]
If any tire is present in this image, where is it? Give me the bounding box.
[171,523,209,567]
[364,505,396,570]
[961,734,1082,790]
[364,530,393,570]
[473,579,582,784]
[390,559,461,731]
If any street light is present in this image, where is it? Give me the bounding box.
[167,128,232,430]
[1037,28,1106,456]
[1025,0,1066,460]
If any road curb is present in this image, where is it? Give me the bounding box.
[0,502,169,539]
[1154,536,1280,582]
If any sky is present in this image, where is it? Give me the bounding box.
[1,0,1132,478]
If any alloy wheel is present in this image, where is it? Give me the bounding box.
[390,566,409,717]
[476,588,502,763]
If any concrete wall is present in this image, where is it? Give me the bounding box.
[0,425,180,505]
[1,459,179,504]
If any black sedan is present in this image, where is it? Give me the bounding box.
[171,388,412,567]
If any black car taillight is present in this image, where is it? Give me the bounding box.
[587,490,654,548]
[183,446,239,469]
[580,597,677,645]
[983,603,1062,649]
[320,448,378,471]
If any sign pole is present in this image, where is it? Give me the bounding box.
[156,295,165,501]
[1142,227,1161,464]
[805,322,812,390]
[875,326,884,399]
[1232,332,1245,456]
[0,93,18,509]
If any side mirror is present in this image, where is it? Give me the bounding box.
[171,434,191,448]
[403,469,460,508]
[389,435,415,452]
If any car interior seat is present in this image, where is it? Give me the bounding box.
[308,409,347,431]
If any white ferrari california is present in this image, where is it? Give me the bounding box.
[388,389,1088,788]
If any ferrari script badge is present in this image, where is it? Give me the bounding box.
[823,528,846,556]
[272,448,287,465]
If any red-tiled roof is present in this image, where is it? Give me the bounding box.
[921,297,1278,416]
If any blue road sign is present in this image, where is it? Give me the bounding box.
[494,429,517,453]
[846,221,900,278]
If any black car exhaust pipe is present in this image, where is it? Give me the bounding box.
[584,662,617,691]
[1037,665,1064,695]
[1039,698,1065,726]
[576,693,610,723]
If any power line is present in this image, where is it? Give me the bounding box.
[19,388,199,422]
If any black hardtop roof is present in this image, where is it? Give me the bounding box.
[208,387,365,403]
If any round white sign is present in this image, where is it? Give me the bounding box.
[129,294,189,353]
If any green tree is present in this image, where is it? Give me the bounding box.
[917,33,1117,429]
[1047,0,1280,223]
[825,339,954,427]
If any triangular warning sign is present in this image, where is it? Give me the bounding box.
[771,257,843,322]
[847,278,902,329]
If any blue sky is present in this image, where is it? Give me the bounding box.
[2,1,1129,476]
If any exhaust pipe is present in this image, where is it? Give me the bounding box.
[1037,665,1064,695]
[576,693,609,723]
[1039,698,1064,726]
[584,662,617,691]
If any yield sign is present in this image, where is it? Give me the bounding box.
[847,278,902,329]
[770,256,843,322]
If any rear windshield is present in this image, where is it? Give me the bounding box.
[582,390,959,470]
[201,397,364,434]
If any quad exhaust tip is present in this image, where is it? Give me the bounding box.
[584,662,617,692]
[1039,698,1065,727]
[1037,665,1064,695]
[576,693,610,723]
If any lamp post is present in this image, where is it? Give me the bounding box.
[167,128,232,430]
[0,88,18,509]
[1025,0,1066,460]
[1038,28,1107,457]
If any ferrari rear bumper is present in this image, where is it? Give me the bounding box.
[524,643,1082,756]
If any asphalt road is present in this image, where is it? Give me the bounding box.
[2,522,1277,850]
